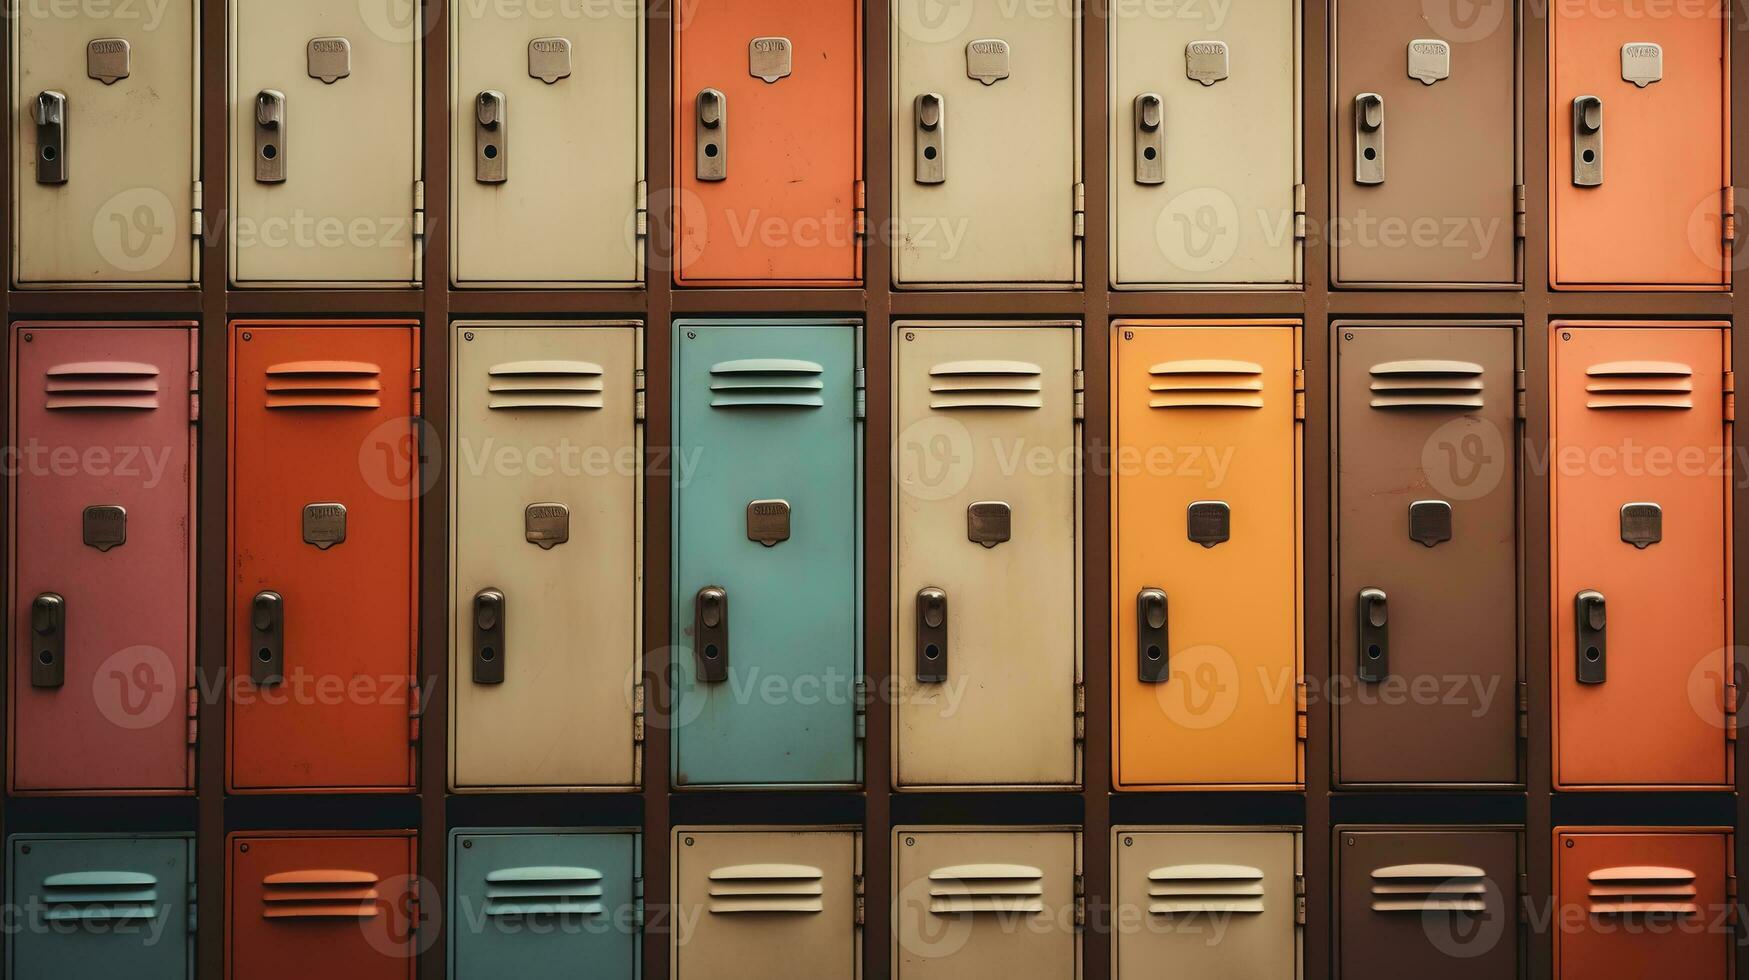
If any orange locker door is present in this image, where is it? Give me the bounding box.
[1552,322,1731,789]
[1551,5,1729,287]
[673,0,862,286]
[1555,829,1733,980]
[228,321,420,792]
[226,832,417,980]
[1113,321,1303,789]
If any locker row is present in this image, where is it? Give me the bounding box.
[8,0,1732,289]
[6,318,1734,794]
[2,826,1734,979]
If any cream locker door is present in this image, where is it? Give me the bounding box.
[1114,828,1303,978]
[893,0,1081,287]
[451,3,643,286]
[673,828,862,980]
[894,323,1082,789]
[1110,0,1299,287]
[12,0,198,286]
[895,828,1081,980]
[450,323,642,791]
[229,0,421,286]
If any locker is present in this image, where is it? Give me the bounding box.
[1334,322,1522,788]
[1109,0,1301,288]
[6,833,194,980]
[1551,322,1732,789]
[892,0,1081,287]
[11,0,199,286]
[229,0,422,287]
[1335,826,1522,979]
[671,319,863,789]
[8,322,197,794]
[226,831,417,980]
[1551,4,1729,288]
[450,0,643,287]
[1112,321,1303,790]
[671,827,861,980]
[674,0,862,286]
[448,828,641,980]
[893,322,1082,790]
[450,323,643,792]
[1112,827,1302,979]
[893,827,1081,980]
[1332,0,1521,287]
[227,321,420,792]
[1554,827,1733,980]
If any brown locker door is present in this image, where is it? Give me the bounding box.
[1337,828,1521,979]
[1555,829,1732,980]
[1335,324,1520,786]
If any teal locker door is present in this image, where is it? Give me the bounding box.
[7,834,193,980]
[673,319,864,788]
[448,830,641,979]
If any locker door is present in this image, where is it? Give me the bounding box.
[1112,321,1302,789]
[1110,0,1300,288]
[7,834,193,980]
[227,833,417,980]
[672,828,860,980]
[228,321,419,792]
[672,319,862,788]
[451,0,643,286]
[1555,829,1732,980]
[1336,827,1521,979]
[449,830,640,980]
[675,0,862,286]
[1332,0,1520,286]
[1551,322,1731,789]
[893,828,1081,980]
[1551,5,1728,287]
[1113,828,1301,979]
[229,0,421,287]
[1335,323,1521,787]
[11,0,199,286]
[892,0,1080,287]
[9,322,196,793]
[894,323,1081,789]
[450,323,642,792]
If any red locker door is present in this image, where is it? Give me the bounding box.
[227,321,420,792]
[1555,828,1732,979]
[8,321,196,793]
[226,832,418,980]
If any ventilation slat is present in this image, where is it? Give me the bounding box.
[926,864,1045,915]
[1585,362,1696,410]
[265,361,382,411]
[485,360,607,411]
[1370,864,1488,913]
[261,869,381,920]
[707,864,825,914]
[43,870,160,923]
[1146,864,1267,915]
[479,866,605,917]
[928,360,1045,411]
[1149,359,1265,410]
[43,361,162,411]
[1370,360,1485,410]
[710,359,825,409]
[1587,866,1700,916]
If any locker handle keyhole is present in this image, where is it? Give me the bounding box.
[1575,590,1607,685]
[1137,589,1170,684]
[472,589,506,685]
[916,588,949,683]
[1357,588,1389,683]
[694,588,730,683]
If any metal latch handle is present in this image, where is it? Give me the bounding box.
[473,588,506,684]
[916,588,948,683]
[1354,93,1383,185]
[1137,588,1169,684]
[1572,96,1603,187]
[1134,93,1164,185]
[1357,588,1388,683]
[696,88,726,181]
[475,90,507,184]
[250,590,284,686]
[1575,590,1607,684]
[914,93,946,184]
[694,586,729,683]
[33,91,67,185]
[30,593,66,689]
[254,89,286,184]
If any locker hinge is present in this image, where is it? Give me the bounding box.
[1292,369,1306,421]
[853,180,868,240]
[1724,186,1736,247]
[635,180,649,239]
[1073,681,1086,742]
[1292,184,1307,241]
[186,687,200,746]
[1728,874,1739,925]
[633,874,646,928]
[408,684,422,743]
[1513,184,1527,239]
[1515,369,1527,420]
[1294,873,1306,925]
[635,369,647,422]
[632,682,646,744]
[1517,874,1530,924]
[1072,182,1086,240]
[1725,681,1739,742]
[1517,681,1529,740]
[189,369,201,424]
[191,180,204,239]
[1725,371,1735,423]
[1073,873,1086,928]
[411,367,424,418]
[412,180,426,240]
[854,873,866,926]
[1072,369,1086,421]
[854,680,867,740]
[854,367,867,421]
[1295,681,1308,741]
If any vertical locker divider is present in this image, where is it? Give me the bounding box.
[1735,0,1749,971]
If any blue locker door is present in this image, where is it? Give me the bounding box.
[7,834,192,980]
